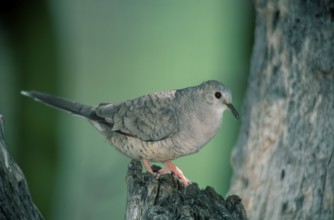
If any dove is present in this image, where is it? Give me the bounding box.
[21,80,239,186]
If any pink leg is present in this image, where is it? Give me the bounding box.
[143,160,171,176]
[143,160,190,186]
[164,161,190,186]
[143,160,155,175]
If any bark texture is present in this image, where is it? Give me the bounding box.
[125,160,247,220]
[229,1,334,220]
[0,115,44,220]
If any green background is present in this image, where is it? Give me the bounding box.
[0,1,254,219]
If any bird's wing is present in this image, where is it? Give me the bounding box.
[95,92,179,141]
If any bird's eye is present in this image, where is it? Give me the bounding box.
[214,92,222,99]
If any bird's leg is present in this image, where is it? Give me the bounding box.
[164,161,190,186]
[143,159,155,175]
[143,160,171,177]
[143,160,190,186]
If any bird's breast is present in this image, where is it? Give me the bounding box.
[179,110,223,151]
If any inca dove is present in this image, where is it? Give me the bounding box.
[21,80,239,186]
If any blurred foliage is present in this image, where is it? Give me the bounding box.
[0,0,254,219]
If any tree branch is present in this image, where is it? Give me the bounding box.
[0,115,44,220]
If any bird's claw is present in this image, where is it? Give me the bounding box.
[151,169,171,179]
[143,159,191,186]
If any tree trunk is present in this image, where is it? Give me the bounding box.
[125,160,247,220]
[0,115,44,220]
[229,1,334,220]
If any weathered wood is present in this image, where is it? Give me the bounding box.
[229,1,334,220]
[0,115,44,220]
[125,160,247,220]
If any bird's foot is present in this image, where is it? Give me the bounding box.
[142,160,170,177]
[164,161,190,187]
[157,169,172,175]
[142,159,190,186]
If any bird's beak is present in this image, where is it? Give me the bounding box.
[226,103,239,119]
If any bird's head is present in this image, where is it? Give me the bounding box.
[199,80,239,119]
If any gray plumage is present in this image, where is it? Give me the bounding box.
[21,80,239,186]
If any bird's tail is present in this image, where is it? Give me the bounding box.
[21,91,95,119]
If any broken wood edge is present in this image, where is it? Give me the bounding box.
[125,159,247,219]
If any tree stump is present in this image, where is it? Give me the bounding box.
[229,1,334,219]
[0,115,44,220]
[125,160,247,220]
